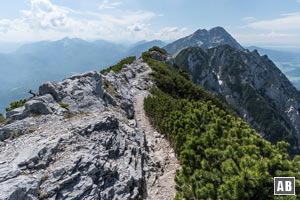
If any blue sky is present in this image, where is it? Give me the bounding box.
[0,0,300,47]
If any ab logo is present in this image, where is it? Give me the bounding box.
[274,177,295,195]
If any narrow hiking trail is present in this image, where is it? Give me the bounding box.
[134,91,180,200]
[128,60,180,200]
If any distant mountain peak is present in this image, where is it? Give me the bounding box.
[61,36,71,41]
[191,29,208,38]
[59,37,86,43]
[192,26,227,36]
[164,26,243,55]
[61,37,72,46]
[209,26,227,33]
[128,40,166,57]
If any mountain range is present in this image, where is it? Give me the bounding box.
[128,40,166,57]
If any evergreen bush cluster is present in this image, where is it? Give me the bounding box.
[59,102,69,109]
[100,56,136,74]
[143,48,300,200]
[0,113,4,126]
[5,99,27,112]
[149,46,168,55]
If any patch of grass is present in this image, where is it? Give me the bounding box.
[21,171,30,176]
[100,56,136,74]
[0,113,4,127]
[10,130,20,139]
[28,112,42,118]
[5,99,27,112]
[3,118,14,126]
[40,175,49,183]
[63,111,89,120]
[103,80,117,96]
[27,125,37,133]
[59,102,69,109]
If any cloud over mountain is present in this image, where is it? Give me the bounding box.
[0,0,187,42]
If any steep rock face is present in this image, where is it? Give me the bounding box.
[164,26,243,56]
[175,45,300,152]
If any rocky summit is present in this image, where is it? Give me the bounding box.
[0,56,179,199]
[164,26,243,56]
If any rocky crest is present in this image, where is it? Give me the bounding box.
[164,26,243,56]
[175,45,300,152]
[0,56,179,199]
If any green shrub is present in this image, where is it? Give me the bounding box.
[40,175,49,182]
[100,56,136,74]
[59,102,69,109]
[142,49,300,199]
[103,80,117,96]
[148,46,167,55]
[11,130,20,138]
[0,113,4,126]
[5,99,27,112]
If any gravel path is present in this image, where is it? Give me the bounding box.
[129,60,180,200]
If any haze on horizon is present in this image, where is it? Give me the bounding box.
[0,0,300,50]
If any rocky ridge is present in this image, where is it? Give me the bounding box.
[0,56,179,199]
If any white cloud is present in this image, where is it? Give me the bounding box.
[21,0,69,30]
[128,23,147,32]
[238,12,300,46]
[234,32,300,46]
[0,0,173,42]
[0,19,14,33]
[246,13,300,31]
[99,0,122,10]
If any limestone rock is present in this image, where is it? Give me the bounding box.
[0,60,155,200]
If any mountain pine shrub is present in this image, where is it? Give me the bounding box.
[5,99,27,112]
[100,56,136,74]
[143,47,300,200]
